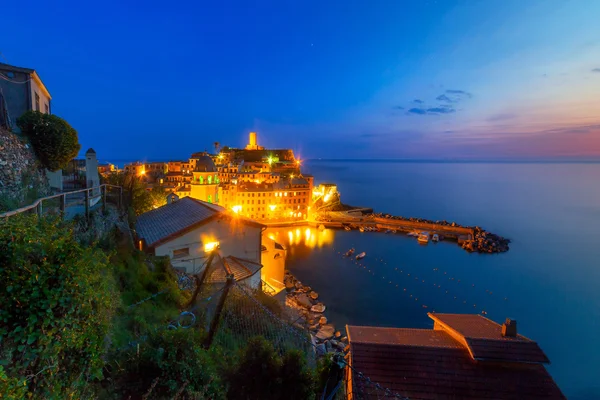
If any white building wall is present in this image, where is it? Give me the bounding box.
[154,216,262,274]
[29,78,50,114]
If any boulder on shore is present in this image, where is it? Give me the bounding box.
[295,293,312,309]
[316,324,335,340]
[311,303,326,313]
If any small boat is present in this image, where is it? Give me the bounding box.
[432,234,439,242]
[417,232,430,244]
[385,229,392,234]
[392,230,397,234]
[344,248,355,257]
[356,252,366,260]
[359,226,365,233]
[407,231,418,237]
[344,226,351,231]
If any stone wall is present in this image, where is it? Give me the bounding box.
[0,127,50,210]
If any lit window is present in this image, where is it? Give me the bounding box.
[173,247,190,259]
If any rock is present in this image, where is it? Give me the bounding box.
[341,336,348,343]
[319,316,328,325]
[309,324,320,331]
[311,303,326,313]
[334,331,341,338]
[316,343,327,356]
[285,280,295,291]
[336,341,347,351]
[309,291,319,300]
[325,340,333,352]
[295,294,312,309]
[295,281,303,289]
[315,324,335,340]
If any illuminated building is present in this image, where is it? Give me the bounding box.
[189,155,219,203]
[135,197,266,290]
[245,131,264,150]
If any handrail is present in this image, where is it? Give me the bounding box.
[0,184,123,218]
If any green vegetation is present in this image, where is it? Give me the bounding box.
[102,171,167,217]
[17,111,81,172]
[0,214,342,399]
[0,215,117,398]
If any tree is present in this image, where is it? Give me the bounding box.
[0,215,117,398]
[17,111,81,172]
[103,172,165,216]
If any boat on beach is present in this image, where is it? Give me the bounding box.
[356,252,366,260]
[417,232,430,244]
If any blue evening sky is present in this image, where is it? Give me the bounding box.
[2,0,600,161]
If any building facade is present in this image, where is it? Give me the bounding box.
[0,62,51,131]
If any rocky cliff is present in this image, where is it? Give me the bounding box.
[0,128,50,211]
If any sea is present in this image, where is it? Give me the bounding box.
[274,160,600,400]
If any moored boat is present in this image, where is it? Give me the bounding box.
[432,233,439,242]
[344,248,355,257]
[344,225,352,231]
[359,226,365,232]
[356,252,366,260]
[417,232,430,244]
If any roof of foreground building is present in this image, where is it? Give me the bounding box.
[346,313,565,400]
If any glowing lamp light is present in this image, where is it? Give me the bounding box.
[324,193,331,203]
[268,156,273,165]
[204,241,220,252]
[269,204,276,211]
[232,205,242,213]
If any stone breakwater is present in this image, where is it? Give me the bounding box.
[283,271,348,357]
[369,213,510,254]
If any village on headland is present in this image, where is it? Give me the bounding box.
[0,60,565,399]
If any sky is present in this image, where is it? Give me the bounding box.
[2,0,600,160]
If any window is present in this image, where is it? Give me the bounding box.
[173,247,189,259]
[44,103,49,114]
[35,92,40,111]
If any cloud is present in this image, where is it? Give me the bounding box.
[486,113,517,122]
[427,107,455,114]
[445,89,472,97]
[592,68,600,73]
[393,106,405,110]
[413,99,424,104]
[408,108,427,115]
[436,94,453,102]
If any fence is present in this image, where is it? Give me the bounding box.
[0,184,123,220]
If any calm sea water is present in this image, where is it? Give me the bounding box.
[280,160,600,399]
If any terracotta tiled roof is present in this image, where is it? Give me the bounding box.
[206,255,262,283]
[347,326,463,349]
[428,313,550,363]
[136,197,225,247]
[348,339,565,400]
[346,317,565,400]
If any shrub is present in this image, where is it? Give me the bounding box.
[0,215,117,398]
[225,336,315,400]
[17,111,81,172]
[107,329,225,399]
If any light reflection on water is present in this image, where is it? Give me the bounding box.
[266,226,335,253]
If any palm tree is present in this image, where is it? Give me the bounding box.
[214,142,220,154]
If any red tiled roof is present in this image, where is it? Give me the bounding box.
[346,317,565,400]
[428,313,550,363]
[206,255,262,283]
[348,339,565,400]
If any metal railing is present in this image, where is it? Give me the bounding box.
[0,184,123,220]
